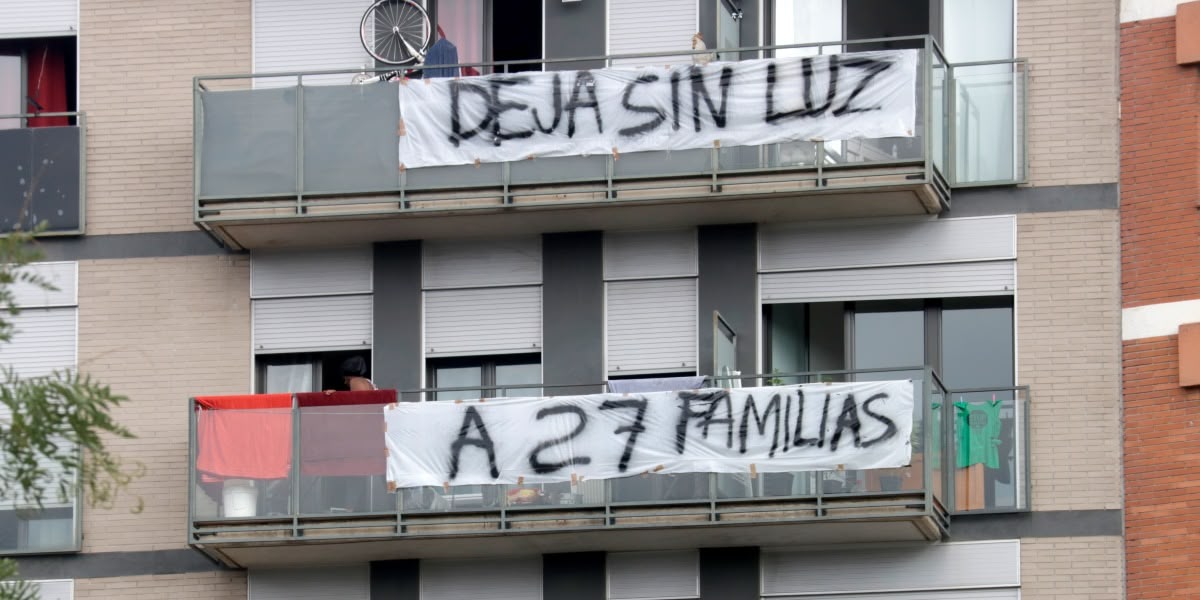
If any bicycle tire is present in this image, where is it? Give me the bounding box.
[360,0,432,66]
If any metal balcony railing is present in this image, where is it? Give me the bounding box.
[193,36,979,228]
[0,112,86,236]
[187,367,1030,552]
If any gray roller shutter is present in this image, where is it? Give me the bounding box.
[762,541,1020,597]
[761,261,1016,303]
[253,0,374,86]
[607,278,697,375]
[421,557,542,600]
[253,295,373,353]
[249,566,369,600]
[0,310,76,378]
[252,246,372,297]
[423,237,542,289]
[608,551,699,599]
[0,0,77,36]
[425,287,541,357]
[608,0,697,67]
[604,230,697,280]
[759,216,1015,271]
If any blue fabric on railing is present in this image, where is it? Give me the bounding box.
[423,38,459,78]
[606,376,707,394]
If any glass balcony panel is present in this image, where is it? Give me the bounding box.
[0,124,82,233]
[199,88,298,197]
[193,402,294,520]
[405,162,504,191]
[303,84,400,194]
[510,155,606,186]
[950,388,1026,512]
[952,62,1025,185]
[930,51,948,176]
[298,403,392,516]
[613,149,710,179]
[610,473,711,504]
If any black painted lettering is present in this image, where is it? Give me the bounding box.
[527,405,592,474]
[860,392,899,448]
[565,71,603,137]
[690,65,734,131]
[833,58,892,116]
[600,398,648,472]
[792,389,820,448]
[818,393,832,448]
[675,390,735,453]
[530,73,564,134]
[829,394,863,451]
[670,71,682,130]
[448,406,499,480]
[447,81,493,147]
[618,74,666,137]
[739,393,783,457]
[488,76,534,145]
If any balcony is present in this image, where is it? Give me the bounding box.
[192,37,1024,250]
[187,369,1030,568]
[0,112,86,235]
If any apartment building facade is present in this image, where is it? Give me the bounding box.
[1120,1,1200,598]
[1,0,1123,598]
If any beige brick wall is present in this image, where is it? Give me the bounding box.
[1017,210,1122,511]
[76,255,250,552]
[1022,536,1125,599]
[80,0,250,235]
[1018,0,1120,186]
[75,571,247,599]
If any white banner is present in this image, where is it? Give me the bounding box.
[384,381,914,489]
[397,50,919,169]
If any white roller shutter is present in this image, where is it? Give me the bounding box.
[251,248,373,354]
[604,230,697,280]
[252,246,372,297]
[253,0,375,86]
[249,566,369,600]
[423,237,542,289]
[608,551,699,599]
[13,262,77,308]
[0,310,76,378]
[0,0,77,37]
[425,287,541,357]
[254,295,373,353]
[422,557,541,600]
[760,216,1015,272]
[761,261,1016,303]
[608,0,698,67]
[607,278,697,375]
[31,580,73,600]
[762,541,1020,597]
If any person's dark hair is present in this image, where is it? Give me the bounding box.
[341,356,368,378]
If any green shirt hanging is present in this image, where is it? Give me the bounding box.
[955,398,1002,469]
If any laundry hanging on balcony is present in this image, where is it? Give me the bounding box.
[396,49,918,169]
[384,380,915,489]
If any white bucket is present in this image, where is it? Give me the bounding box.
[222,479,258,518]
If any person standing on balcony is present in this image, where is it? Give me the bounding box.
[325,356,377,393]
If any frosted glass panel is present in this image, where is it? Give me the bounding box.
[774,0,841,57]
[944,0,1013,62]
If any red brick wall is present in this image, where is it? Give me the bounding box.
[1123,336,1200,599]
[1120,17,1200,310]
[1122,14,1200,599]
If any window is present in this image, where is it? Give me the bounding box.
[763,297,1020,511]
[255,351,373,393]
[0,36,77,128]
[427,0,542,74]
[427,354,541,401]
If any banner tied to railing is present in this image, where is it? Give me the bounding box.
[384,381,914,489]
[396,49,919,169]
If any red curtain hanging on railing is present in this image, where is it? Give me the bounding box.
[25,41,68,127]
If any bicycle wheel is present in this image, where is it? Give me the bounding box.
[360,0,432,66]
